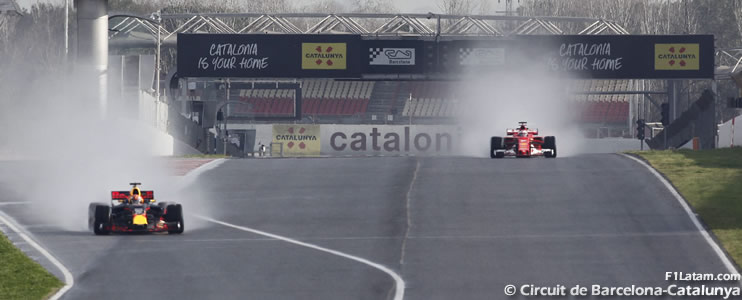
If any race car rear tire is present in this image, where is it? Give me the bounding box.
[490,137,504,159]
[544,136,557,158]
[164,204,184,234]
[89,203,110,235]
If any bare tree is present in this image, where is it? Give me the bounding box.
[437,0,475,15]
[299,0,346,14]
[348,0,396,30]
[478,0,492,15]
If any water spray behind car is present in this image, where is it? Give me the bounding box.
[451,66,586,158]
[0,59,213,232]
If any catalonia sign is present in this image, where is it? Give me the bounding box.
[272,125,321,156]
[302,43,347,70]
[654,44,700,70]
[178,34,360,78]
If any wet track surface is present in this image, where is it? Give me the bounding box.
[0,155,737,299]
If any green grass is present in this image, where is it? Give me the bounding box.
[0,232,62,300]
[631,148,742,268]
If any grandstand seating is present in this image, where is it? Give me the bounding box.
[226,78,630,124]
[398,81,457,118]
[577,101,629,124]
[231,80,373,117]
[400,80,631,123]
[402,98,460,118]
[572,80,633,124]
[230,89,296,116]
[408,81,453,99]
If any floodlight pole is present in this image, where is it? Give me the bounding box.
[76,0,109,118]
[64,0,69,59]
[155,10,161,103]
[224,80,228,155]
[408,93,412,125]
[154,10,162,129]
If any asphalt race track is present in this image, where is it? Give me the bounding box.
[0,155,738,300]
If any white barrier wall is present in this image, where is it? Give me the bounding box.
[225,124,462,156]
[718,116,741,148]
[320,125,459,155]
[138,91,174,155]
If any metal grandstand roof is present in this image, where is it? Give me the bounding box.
[0,0,21,16]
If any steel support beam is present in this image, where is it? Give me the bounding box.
[76,0,108,117]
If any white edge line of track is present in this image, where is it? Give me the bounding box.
[0,210,74,300]
[179,158,229,187]
[194,215,405,300]
[620,153,740,277]
[184,158,406,300]
[0,158,225,300]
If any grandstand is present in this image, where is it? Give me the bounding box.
[210,78,633,136]
[228,80,373,118]
[572,80,635,122]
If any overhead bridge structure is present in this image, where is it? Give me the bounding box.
[108,12,630,46]
[107,11,719,151]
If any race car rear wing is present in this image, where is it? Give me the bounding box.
[111,191,155,201]
[506,129,539,135]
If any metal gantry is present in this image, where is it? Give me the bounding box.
[512,18,563,35]
[108,12,631,46]
[717,48,742,76]
[579,19,630,35]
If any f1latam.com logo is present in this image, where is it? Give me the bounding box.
[655,43,699,70]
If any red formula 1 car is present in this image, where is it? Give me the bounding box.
[88,183,184,235]
[490,122,557,158]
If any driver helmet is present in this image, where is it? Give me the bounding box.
[131,189,143,204]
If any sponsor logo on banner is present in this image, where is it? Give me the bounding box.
[272,125,320,156]
[459,48,505,66]
[369,48,416,65]
[324,126,455,153]
[654,44,699,70]
[302,43,347,70]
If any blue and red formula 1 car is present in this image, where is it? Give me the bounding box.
[88,183,184,235]
[490,122,557,158]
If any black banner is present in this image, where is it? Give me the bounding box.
[178,34,713,79]
[177,34,361,78]
[438,35,714,79]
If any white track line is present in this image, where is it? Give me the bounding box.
[620,154,740,276]
[0,201,30,206]
[194,215,405,300]
[0,210,74,300]
[183,158,405,299]
[178,158,227,188]
[399,159,420,266]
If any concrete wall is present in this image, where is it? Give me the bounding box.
[225,124,460,156]
[138,90,175,155]
[215,123,665,157]
[320,125,459,155]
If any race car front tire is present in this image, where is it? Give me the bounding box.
[164,204,184,234]
[544,136,557,158]
[88,203,110,235]
[490,137,505,159]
